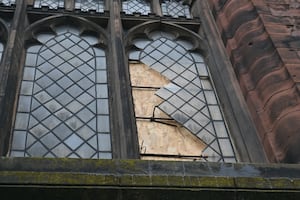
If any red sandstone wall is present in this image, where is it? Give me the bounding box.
[208,0,300,163]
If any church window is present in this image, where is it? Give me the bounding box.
[10,25,112,159]
[129,31,236,162]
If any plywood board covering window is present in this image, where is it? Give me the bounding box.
[130,63,206,161]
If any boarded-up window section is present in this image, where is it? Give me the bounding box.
[129,31,236,162]
[130,62,206,161]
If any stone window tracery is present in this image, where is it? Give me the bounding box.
[10,25,112,159]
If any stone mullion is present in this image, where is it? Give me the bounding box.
[0,0,27,156]
[108,0,140,159]
[26,0,34,5]
[152,0,162,16]
[65,0,74,11]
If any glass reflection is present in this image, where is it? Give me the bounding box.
[11,26,111,159]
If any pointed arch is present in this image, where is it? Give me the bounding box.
[125,21,205,54]
[24,15,108,47]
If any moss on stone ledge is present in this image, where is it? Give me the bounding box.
[0,157,300,192]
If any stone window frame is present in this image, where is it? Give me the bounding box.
[0,4,119,158]
[0,0,266,162]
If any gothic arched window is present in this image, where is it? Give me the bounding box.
[129,31,236,162]
[10,25,111,159]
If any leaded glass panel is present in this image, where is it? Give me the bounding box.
[75,0,104,13]
[161,0,191,18]
[34,0,64,9]
[0,0,15,6]
[122,0,151,15]
[129,31,236,162]
[10,26,111,159]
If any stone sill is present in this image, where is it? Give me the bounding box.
[0,157,300,199]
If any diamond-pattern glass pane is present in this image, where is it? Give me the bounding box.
[11,26,111,159]
[75,0,104,13]
[0,0,15,6]
[34,0,64,9]
[122,0,151,15]
[132,31,236,162]
[161,0,191,18]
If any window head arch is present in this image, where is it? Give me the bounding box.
[11,19,111,159]
[127,27,236,162]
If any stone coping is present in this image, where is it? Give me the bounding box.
[0,157,300,189]
[1,158,300,199]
